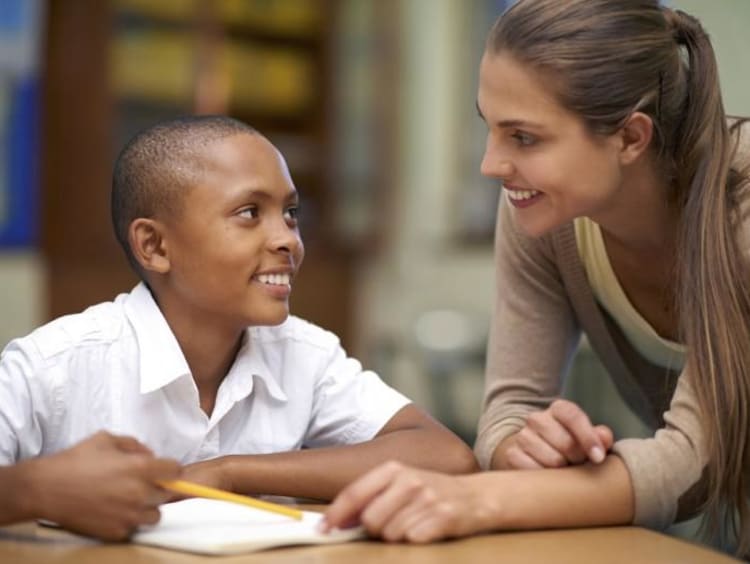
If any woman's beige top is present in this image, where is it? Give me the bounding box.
[475,122,749,530]
[574,216,686,370]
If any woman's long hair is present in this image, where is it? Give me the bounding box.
[489,0,750,554]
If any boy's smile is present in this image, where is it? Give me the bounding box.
[156,132,304,333]
[251,270,293,299]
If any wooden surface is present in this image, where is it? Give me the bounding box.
[0,520,737,563]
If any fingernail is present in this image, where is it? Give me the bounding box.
[590,446,605,464]
[317,518,328,533]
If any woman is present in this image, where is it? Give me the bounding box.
[322,0,750,556]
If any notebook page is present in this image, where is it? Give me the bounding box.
[132,498,364,555]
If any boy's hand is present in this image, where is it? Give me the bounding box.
[321,461,489,543]
[499,399,613,469]
[24,431,180,541]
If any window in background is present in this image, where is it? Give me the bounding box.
[330,0,398,253]
[0,0,43,247]
[451,0,509,245]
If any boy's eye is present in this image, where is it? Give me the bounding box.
[284,206,299,222]
[511,131,536,146]
[238,206,259,219]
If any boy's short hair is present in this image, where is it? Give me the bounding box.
[111,115,257,275]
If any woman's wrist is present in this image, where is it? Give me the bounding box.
[491,433,520,470]
[462,472,510,533]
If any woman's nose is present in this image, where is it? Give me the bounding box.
[480,149,515,179]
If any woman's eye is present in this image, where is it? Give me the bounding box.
[238,206,259,219]
[512,131,536,146]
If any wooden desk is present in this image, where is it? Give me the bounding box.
[0,521,737,563]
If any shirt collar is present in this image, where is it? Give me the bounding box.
[224,331,288,403]
[124,283,288,402]
[124,283,192,394]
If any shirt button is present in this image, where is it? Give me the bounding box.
[199,429,220,456]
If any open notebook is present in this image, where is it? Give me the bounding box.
[132,498,365,555]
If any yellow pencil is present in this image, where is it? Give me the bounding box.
[159,480,304,521]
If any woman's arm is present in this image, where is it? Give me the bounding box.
[610,370,707,528]
[490,398,614,469]
[322,455,633,542]
[475,199,585,469]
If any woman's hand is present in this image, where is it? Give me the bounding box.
[322,461,493,543]
[498,399,614,469]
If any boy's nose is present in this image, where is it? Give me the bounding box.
[269,224,302,255]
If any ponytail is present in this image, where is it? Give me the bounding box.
[668,8,750,555]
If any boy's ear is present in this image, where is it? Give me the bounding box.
[129,218,171,274]
[617,111,654,165]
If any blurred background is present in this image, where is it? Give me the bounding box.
[0,0,748,483]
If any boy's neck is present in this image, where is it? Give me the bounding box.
[150,286,245,417]
[181,332,243,417]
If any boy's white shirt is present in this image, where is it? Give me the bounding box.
[0,282,411,464]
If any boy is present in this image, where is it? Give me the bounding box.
[0,116,476,538]
[0,432,179,540]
